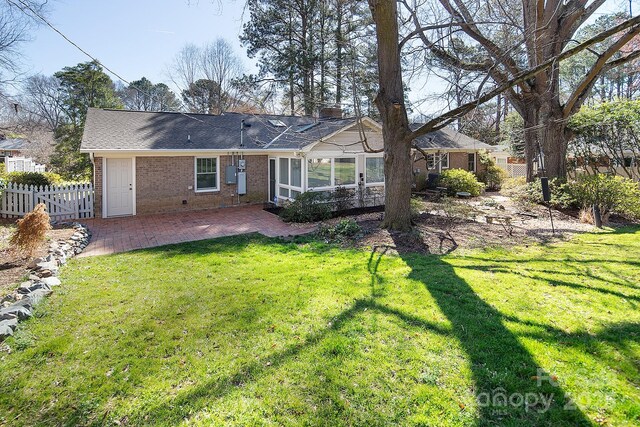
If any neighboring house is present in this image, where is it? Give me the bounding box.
[0,138,27,159]
[411,125,494,176]
[490,145,527,178]
[0,138,46,173]
[80,108,494,218]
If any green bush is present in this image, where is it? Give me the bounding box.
[280,191,332,223]
[565,174,640,221]
[5,171,63,187]
[439,169,484,197]
[318,218,362,240]
[525,178,577,209]
[501,176,526,191]
[331,187,356,211]
[410,196,424,218]
[477,154,507,191]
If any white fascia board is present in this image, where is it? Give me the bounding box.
[80,148,300,156]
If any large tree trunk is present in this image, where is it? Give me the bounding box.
[369,0,413,231]
[383,131,413,230]
[541,115,570,179]
[521,103,539,182]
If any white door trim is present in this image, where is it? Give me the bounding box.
[103,157,136,218]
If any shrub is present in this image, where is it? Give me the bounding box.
[477,154,507,191]
[280,191,332,223]
[331,187,356,211]
[414,172,428,192]
[318,218,361,240]
[565,174,640,222]
[502,178,576,210]
[525,178,577,209]
[5,171,63,187]
[439,169,484,196]
[10,203,52,256]
[501,176,526,191]
[410,196,424,218]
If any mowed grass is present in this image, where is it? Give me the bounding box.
[0,229,639,426]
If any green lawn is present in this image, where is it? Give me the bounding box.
[0,228,639,426]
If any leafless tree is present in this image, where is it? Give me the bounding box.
[21,74,65,130]
[0,0,49,85]
[168,39,244,114]
[399,0,640,180]
[368,0,640,230]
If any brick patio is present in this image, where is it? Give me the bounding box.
[78,205,316,257]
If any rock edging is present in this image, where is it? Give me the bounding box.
[0,223,90,341]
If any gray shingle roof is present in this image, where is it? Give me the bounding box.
[410,124,494,151]
[0,138,28,151]
[81,108,355,151]
[80,108,492,152]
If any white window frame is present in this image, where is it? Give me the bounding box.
[440,152,449,169]
[364,155,385,185]
[468,152,477,172]
[194,156,220,192]
[427,153,449,170]
[277,156,303,200]
[306,156,358,190]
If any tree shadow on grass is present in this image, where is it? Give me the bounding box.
[391,235,592,426]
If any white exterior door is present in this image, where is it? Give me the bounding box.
[106,158,134,217]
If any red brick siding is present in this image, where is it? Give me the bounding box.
[93,155,268,217]
[449,152,469,170]
[135,155,268,215]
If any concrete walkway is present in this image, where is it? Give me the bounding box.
[79,205,315,257]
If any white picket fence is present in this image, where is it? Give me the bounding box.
[4,157,46,173]
[0,182,94,220]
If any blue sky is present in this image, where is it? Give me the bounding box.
[20,0,256,86]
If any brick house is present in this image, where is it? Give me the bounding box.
[80,108,493,218]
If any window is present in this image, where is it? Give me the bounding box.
[334,158,356,186]
[307,158,332,187]
[195,157,219,191]
[467,153,476,171]
[279,158,289,185]
[441,153,449,169]
[365,157,384,184]
[427,153,448,170]
[291,158,302,187]
[427,154,436,170]
[277,157,303,200]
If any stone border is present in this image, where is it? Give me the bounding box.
[0,223,91,341]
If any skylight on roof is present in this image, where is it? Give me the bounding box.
[268,119,286,127]
[295,123,319,133]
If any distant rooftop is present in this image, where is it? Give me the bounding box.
[0,138,28,151]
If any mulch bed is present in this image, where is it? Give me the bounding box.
[0,218,75,299]
[318,194,634,255]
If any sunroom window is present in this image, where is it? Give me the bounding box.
[365,157,384,184]
[307,158,332,187]
[278,157,303,199]
[335,158,356,185]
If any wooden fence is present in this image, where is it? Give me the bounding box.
[0,182,94,220]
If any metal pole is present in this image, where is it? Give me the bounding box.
[548,204,555,234]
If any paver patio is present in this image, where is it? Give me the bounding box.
[79,205,315,257]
